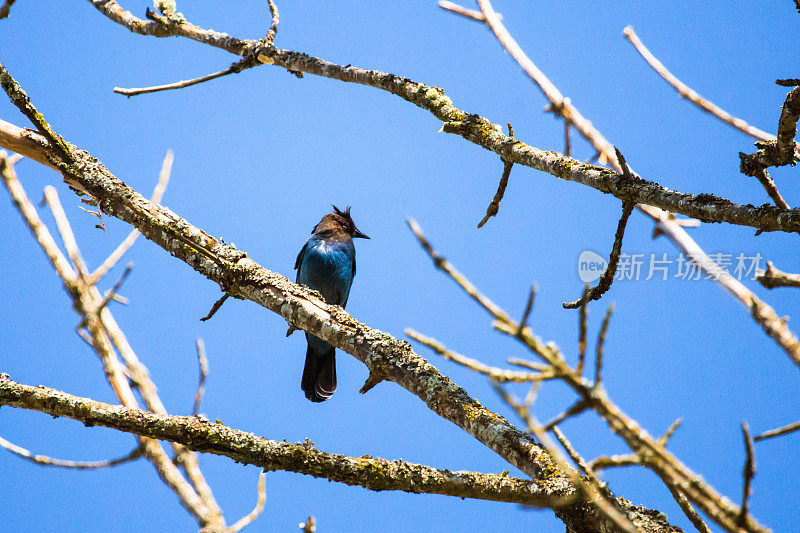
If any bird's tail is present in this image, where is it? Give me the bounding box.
[301,337,337,402]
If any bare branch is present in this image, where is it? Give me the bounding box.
[623,26,776,143]
[114,57,259,97]
[193,338,209,417]
[75,7,800,235]
[43,186,91,280]
[564,183,635,309]
[740,87,800,198]
[754,419,800,442]
[543,400,589,431]
[595,304,614,386]
[756,261,800,289]
[438,1,490,22]
[90,149,172,283]
[478,123,514,228]
[98,263,133,313]
[0,63,74,163]
[0,375,573,509]
[1,157,223,528]
[200,293,230,322]
[577,286,589,375]
[299,516,316,533]
[664,481,713,533]
[438,1,800,362]
[414,226,768,532]
[264,0,279,45]
[407,219,513,323]
[406,329,542,383]
[0,435,142,469]
[657,418,683,447]
[517,284,535,336]
[0,0,17,19]
[227,472,267,533]
[739,423,756,528]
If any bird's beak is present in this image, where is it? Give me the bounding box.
[353,227,370,239]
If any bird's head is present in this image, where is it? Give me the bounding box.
[312,205,370,239]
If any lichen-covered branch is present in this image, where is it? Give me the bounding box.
[83,3,800,234]
[407,225,767,533]
[0,153,224,528]
[441,0,800,365]
[0,67,682,533]
[740,87,800,194]
[0,375,568,508]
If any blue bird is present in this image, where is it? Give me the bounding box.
[295,206,369,402]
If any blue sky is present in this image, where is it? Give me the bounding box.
[1,1,798,531]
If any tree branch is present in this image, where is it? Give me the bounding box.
[756,260,800,289]
[622,26,777,143]
[80,6,800,235]
[0,435,142,469]
[0,65,681,533]
[0,375,571,508]
[409,225,767,532]
[440,0,800,365]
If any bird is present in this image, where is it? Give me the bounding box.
[294,206,369,402]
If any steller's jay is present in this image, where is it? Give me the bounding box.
[294,206,369,402]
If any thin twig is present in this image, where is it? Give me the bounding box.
[623,26,776,143]
[516,284,536,336]
[300,516,316,533]
[0,0,16,19]
[595,304,614,386]
[754,419,800,442]
[2,155,223,527]
[43,186,91,280]
[478,123,515,228]
[756,261,800,289]
[411,225,768,532]
[90,149,173,283]
[0,62,74,162]
[551,426,596,480]
[193,338,209,417]
[739,423,756,528]
[439,1,491,22]
[777,79,800,87]
[589,454,641,472]
[439,1,800,365]
[114,58,257,97]
[564,197,634,308]
[543,400,589,431]
[200,293,230,322]
[750,167,790,209]
[0,436,142,469]
[406,329,543,382]
[407,218,513,323]
[664,481,714,533]
[264,0,280,45]
[492,385,638,533]
[227,471,267,532]
[98,263,133,313]
[657,418,683,447]
[576,286,589,375]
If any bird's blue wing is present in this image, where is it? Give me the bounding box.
[294,241,308,272]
